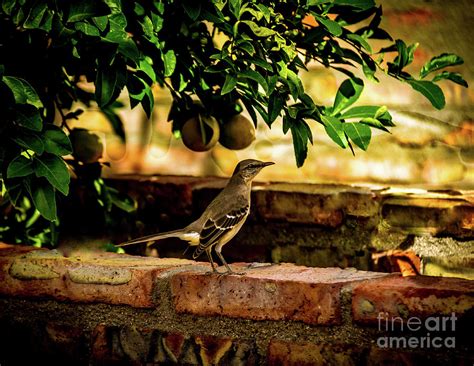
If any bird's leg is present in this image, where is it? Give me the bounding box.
[215,247,245,275]
[205,249,220,274]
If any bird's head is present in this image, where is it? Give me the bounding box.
[232,159,274,182]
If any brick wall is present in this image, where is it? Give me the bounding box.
[68,176,473,278]
[0,243,472,365]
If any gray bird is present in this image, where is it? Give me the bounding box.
[117,159,274,274]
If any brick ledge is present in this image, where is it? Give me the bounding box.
[0,243,472,323]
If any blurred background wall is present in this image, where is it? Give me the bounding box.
[70,0,473,188]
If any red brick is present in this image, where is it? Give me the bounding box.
[0,245,195,308]
[194,335,258,365]
[267,339,365,366]
[381,197,474,237]
[91,324,111,362]
[352,275,474,324]
[171,264,388,325]
[0,242,45,256]
[195,335,234,365]
[254,190,344,227]
[162,332,188,362]
[252,185,379,227]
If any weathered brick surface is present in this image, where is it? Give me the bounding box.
[101,177,474,273]
[91,325,257,365]
[252,184,379,227]
[352,274,474,324]
[267,339,366,366]
[171,263,389,325]
[0,244,472,364]
[0,319,90,365]
[0,243,195,308]
[381,197,474,237]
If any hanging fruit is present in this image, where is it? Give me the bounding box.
[219,114,256,150]
[181,114,220,152]
[69,128,104,163]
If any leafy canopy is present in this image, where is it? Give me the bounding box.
[0,0,467,237]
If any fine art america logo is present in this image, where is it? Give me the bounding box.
[377,312,457,349]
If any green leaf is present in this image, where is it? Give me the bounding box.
[95,66,118,108]
[34,155,70,196]
[109,13,127,31]
[391,39,409,71]
[347,33,372,53]
[340,106,392,124]
[221,74,237,95]
[139,58,156,83]
[118,38,140,64]
[3,76,43,108]
[7,156,34,178]
[102,108,126,142]
[140,15,154,37]
[268,93,285,123]
[95,59,126,108]
[344,123,371,150]
[290,127,307,168]
[238,69,268,94]
[4,178,23,206]
[256,4,271,22]
[287,69,303,100]
[93,16,108,32]
[43,126,72,156]
[118,37,140,64]
[362,54,378,82]
[359,117,390,132]
[2,0,16,16]
[332,77,364,115]
[240,21,276,37]
[432,71,468,87]
[229,0,241,17]
[163,50,177,77]
[182,1,201,21]
[407,80,445,110]
[67,0,110,22]
[237,41,256,55]
[107,186,136,213]
[406,42,418,66]
[374,106,388,119]
[321,115,348,148]
[315,15,342,36]
[15,104,42,131]
[250,57,273,72]
[23,2,48,29]
[12,131,44,154]
[75,21,100,36]
[420,53,464,79]
[12,6,26,25]
[27,178,57,221]
[141,86,154,119]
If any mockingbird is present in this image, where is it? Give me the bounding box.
[117,159,274,274]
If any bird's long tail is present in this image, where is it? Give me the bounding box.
[116,229,189,247]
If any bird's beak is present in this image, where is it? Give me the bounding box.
[261,161,275,167]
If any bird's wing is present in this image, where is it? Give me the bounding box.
[192,204,249,259]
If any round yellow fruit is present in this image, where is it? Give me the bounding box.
[181,114,220,152]
[69,128,104,163]
[219,114,256,150]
